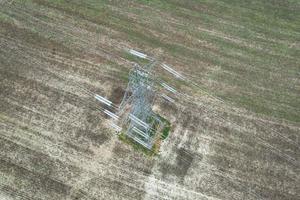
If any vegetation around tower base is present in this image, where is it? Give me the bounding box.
[118,115,171,156]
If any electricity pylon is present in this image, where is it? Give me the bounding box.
[119,60,163,150]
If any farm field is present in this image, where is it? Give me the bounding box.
[0,0,299,200]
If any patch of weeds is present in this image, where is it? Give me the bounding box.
[155,114,171,140]
[117,114,171,156]
[118,133,157,156]
[161,125,171,140]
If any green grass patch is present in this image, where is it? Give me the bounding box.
[156,114,171,140]
[118,133,157,156]
[118,114,171,156]
[161,125,171,140]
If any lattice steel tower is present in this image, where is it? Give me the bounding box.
[119,61,162,149]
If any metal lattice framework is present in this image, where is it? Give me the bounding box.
[92,49,188,150]
[119,61,163,149]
